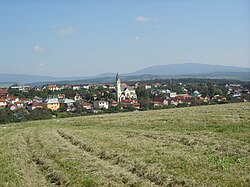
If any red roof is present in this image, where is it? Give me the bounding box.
[0,90,8,93]
[7,96,17,100]
[81,102,92,106]
[0,98,6,102]
[175,94,193,99]
[152,98,166,103]
[120,99,136,103]
[29,102,43,107]
[0,90,8,97]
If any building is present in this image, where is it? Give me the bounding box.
[109,100,118,107]
[60,99,76,112]
[27,102,44,111]
[0,98,7,108]
[116,73,137,103]
[116,72,122,103]
[0,89,8,98]
[93,100,109,109]
[47,85,59,91]
[44,98,60,111]
[80,100,93,110]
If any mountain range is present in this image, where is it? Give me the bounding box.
[0,63,249,85]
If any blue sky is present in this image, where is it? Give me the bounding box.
[0,0,249,77]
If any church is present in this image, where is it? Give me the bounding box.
[116,73,137,103]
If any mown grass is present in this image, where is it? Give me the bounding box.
[0,102,249,186]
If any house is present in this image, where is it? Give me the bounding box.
[27,102,44,111]
[192,91,201,97]
[212,95,227,103]
[144,84,152,90]
[169,92,177,98]
[20,98,31,104]
[9,85,31,92]
[74,93,82,101]
[170,99,179,106]
[80,100,93,110]
[33,86,42,91]
[15,101,24,109]
[6,96,19,104]
[33,96,43,103]
[0,98,7,108]
[108,84,116,89]
[0,89,8,98]
[72,85,81,90]
[120,99,139,109]
[9,104,18,111]
[44,98,60,111]
[153,83,162,88]
[175,94,193,100]
[109,100,118,107]
[93,100,109,109]
[60,99,76,112]
[47,85,59,91]
[150,97,169,107]
[150,100,162,107]
[58,94,66,99]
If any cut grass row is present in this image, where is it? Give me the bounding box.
[0,103,249,186]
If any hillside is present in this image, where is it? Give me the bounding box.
[130,63,250,76]
[0,103,250,186]
[1,63,250,84]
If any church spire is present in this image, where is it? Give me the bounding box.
[116,72,121,103]
[116,72,119,81]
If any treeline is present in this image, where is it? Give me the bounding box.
[0,108,52,124]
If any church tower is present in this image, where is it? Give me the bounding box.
[116,72,122,103]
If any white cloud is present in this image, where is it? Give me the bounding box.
[33,45,45,53]
[59,26,76,36]
[135,16,153,22]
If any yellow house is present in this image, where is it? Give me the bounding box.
[44,98,60,111]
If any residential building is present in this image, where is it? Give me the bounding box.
[80,100,93,110]
[27,102,44,111]
[0,89,8,98]
[44,98,60,111]
[60,99,76,112]
[0,98,7,108]
[47,85,59,91]
[93,100,109,109]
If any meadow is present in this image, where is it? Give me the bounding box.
[0,102,249,187]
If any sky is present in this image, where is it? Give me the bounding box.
[0,0,249,77]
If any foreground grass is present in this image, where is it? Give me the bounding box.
[0,103,249,186]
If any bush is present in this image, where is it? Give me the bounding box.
[0,109,16,124]
[29,109,52,120]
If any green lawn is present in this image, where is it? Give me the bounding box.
[0,103,249,186]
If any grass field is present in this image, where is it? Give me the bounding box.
[0,103,249,187]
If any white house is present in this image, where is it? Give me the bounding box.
[169,92,177,98]
[27,102,44,111]
[93,100,109,109]
[72,85,81,90]
[60,99,76,112]
[0,98,7,108]
[82,85,90,90]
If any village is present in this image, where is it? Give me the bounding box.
[0,74,249,123]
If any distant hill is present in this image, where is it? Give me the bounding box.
[129,63,250,75]
[1,63,249,85]
[0,74,88,84]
